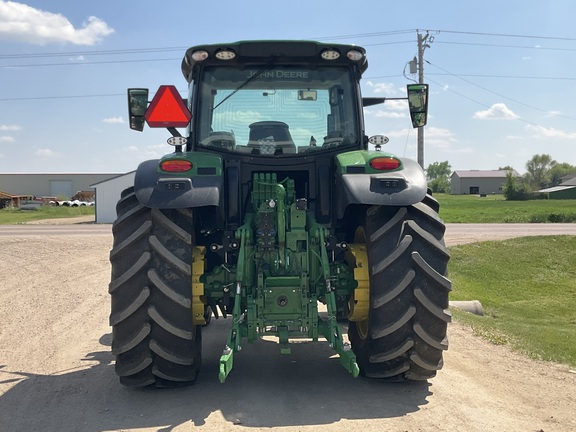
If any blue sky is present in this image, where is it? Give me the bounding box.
[1,0,575,174]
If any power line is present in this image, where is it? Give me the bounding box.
[429,29,576,42]
[426,60,576,121]
[436,41,576,52]
[2,29,575,101]
[0,93,124,101]
[0,31,415,62]
[1,28,574,68]
[312,30,415,41]
[0,57,180,68]
[0,46,187,60]
[428,72,576,81]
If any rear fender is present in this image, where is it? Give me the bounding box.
[134,159,222,208]
[337,157,427,218]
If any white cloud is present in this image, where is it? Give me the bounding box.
[526,124,576,139]
[372,111,406,119]
[0,124,22,131]
[0,1,114,45]
[122,143,165,158]
[365,81,396,95]
[103,116,125,124]
[425,126,473,154]
[473,103,519,120]
[382,99,407,111]
[364,99,408,120]
[425,126,458,150]
[0,136,15,142]
[545,110,563,118]
[35,148,54,157]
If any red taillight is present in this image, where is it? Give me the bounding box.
[369,157,401,171]
[160,160,192,172]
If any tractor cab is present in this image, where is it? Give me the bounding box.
[128,41,428,156]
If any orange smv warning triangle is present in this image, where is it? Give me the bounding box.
[145,85,191,128]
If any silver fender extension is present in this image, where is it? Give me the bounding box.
[337,157,427,218]
[134,159,222,209]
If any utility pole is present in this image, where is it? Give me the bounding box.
[416,31,430,168]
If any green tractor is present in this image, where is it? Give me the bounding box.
[109,40,451,387]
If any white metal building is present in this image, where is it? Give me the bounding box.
[91,172,135,223]
[0,173,121,199]
[450,170,520,195]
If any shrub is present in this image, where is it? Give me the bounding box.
[503,171,535,201]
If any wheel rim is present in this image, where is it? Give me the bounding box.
[353,226,370,340]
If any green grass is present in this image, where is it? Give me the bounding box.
[449,236,576,367]
[436,193,576,223]
[0,205,94,224]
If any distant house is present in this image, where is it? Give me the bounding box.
[450,170,520,195]
[558,173,576,184]
[538,176,576,199]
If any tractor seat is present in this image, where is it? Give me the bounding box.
[247,121,296,154]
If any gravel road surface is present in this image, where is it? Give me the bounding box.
[1,221,575,431]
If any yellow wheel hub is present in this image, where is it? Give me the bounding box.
[192,246,206,325]
[347,243,370,323]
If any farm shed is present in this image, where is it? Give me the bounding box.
[0,190,34,209]
[538,177,576,199]
[90,171,135,223]
[0,173,121,199]
[450,170,520,195]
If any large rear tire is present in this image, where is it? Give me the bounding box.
[348,194,451,381]
[109,187,202,387]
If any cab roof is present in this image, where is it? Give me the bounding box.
[181,40,368,82]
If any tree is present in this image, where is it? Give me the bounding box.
[426,161,452,180]
[503,171,533,200]
[426,161,452,193]
[428,177,451,194]
[498,165,515,172]
[525,154,556,190]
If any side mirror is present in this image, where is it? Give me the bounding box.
[407,84,429,128]
[127,88,149,131]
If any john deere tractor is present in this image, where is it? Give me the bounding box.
[109,40,451,387]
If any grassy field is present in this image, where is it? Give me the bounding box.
[436,193,576,223]
[449,236,576,367]
[0,205,94,224]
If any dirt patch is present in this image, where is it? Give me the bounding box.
[0,230,575,431]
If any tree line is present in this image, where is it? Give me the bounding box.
[426,154,576,196]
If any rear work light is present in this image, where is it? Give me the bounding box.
[191,50,209,61]
[346,49,363,61]
[320,49,340,60]
[369,157,402,171]
[215,49,236,60]
[160,160,193,172]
